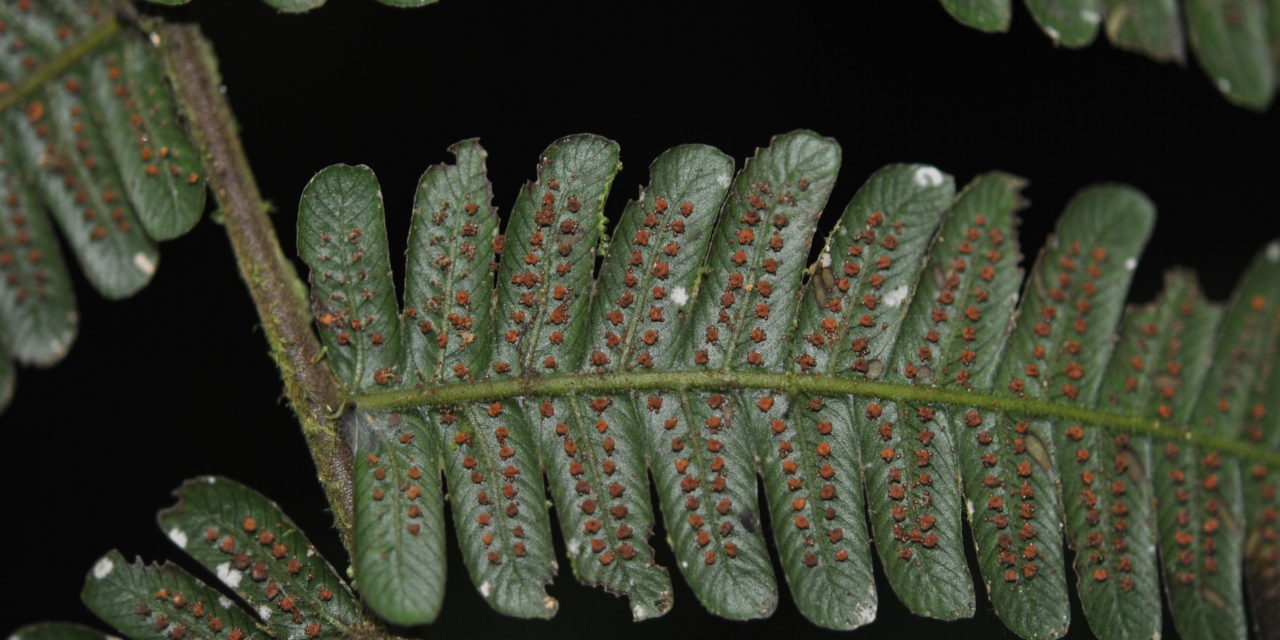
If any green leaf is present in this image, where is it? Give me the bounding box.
[647,130,839,620]
[7,78,159,299]
[1082,271,1209,640]
[349,139,496,624]
[297,164,401,391]
[1023,0,1104,47]
[1184,0,1276,109]
[0,6,210,415]
[350,138,499,619]
[328,135,1280,635]
[453,135,626,619]
[849,166,975,620]
[1158,242,1280,640]
[437,401,560,618]
[786,163,967,623]
[0,1,103,86]
[1239,244,1280,637]
[0,132,76,365]
[89,39,205,241]
[1103,0,1185,61]
[262,0,327,12]
[81,550,263,640]
[0,9,159,301]
[351,409,447,625]
[907,173,1043,636]
[939,0,1014,32]
[484,133,624,615]
[376,0,439,6]
[9,623,124,640]
[1268,0,1280,74]
[537,144,734,619]
[988,184,1155,639]
[490,134,620,378]
[155,476,362,640]
[400,138,498,386]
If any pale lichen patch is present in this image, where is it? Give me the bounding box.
[92,557,114,579]
[913,166,944,187]
[216,562,243,588]
[132,252,156,276]
[883,284,909,308]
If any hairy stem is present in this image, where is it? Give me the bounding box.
[0,16,121,115]
[352,369,1280,470]
[156,23,356,552]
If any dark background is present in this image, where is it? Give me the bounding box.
[3,0,1278,638]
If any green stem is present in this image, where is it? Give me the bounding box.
[0,17,121,114]
[351,369,1280,470]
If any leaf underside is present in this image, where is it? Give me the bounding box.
[155,477,362,640]
[142,0,438,13]
[0,3,206,411]
[290,131,1280,640]
[939,0,1276,109]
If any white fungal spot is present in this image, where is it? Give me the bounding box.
[218,596,234,609]
[567,539,581,555]
[149,33,162,47]
[671,286,689,307]
[1124,258,1137,271]
[819,251,832,268]
[257,605,272,621]
[965,499,975,516]
[717,174,731,188]
[479,581,492,597]
[544,596,558,612]
[132,252,156,276]
[167,527,188,549]
[204,477,217,484]
[680,561,688,569]
[216,562,243,588]
[851,599,877,626]
[1267,241,1279,263]
[306,547,316,557]
[633,604,646,620]
[1081,9,1100,23]
[1217,78,1232,92]
[92,557,114,579]
[1045,26,1061,40]
[913,166,944,187]
[883,284,909,308]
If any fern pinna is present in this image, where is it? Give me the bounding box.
[26,131,1278,640]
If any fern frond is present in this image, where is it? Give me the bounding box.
[0,2,206,410]
[289,132,1280,639]
[939,0,1277,110]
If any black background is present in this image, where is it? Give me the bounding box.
[3,0,1279,638]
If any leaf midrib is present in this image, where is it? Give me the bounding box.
[0,16,121,115]
[350,369,1280,470]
